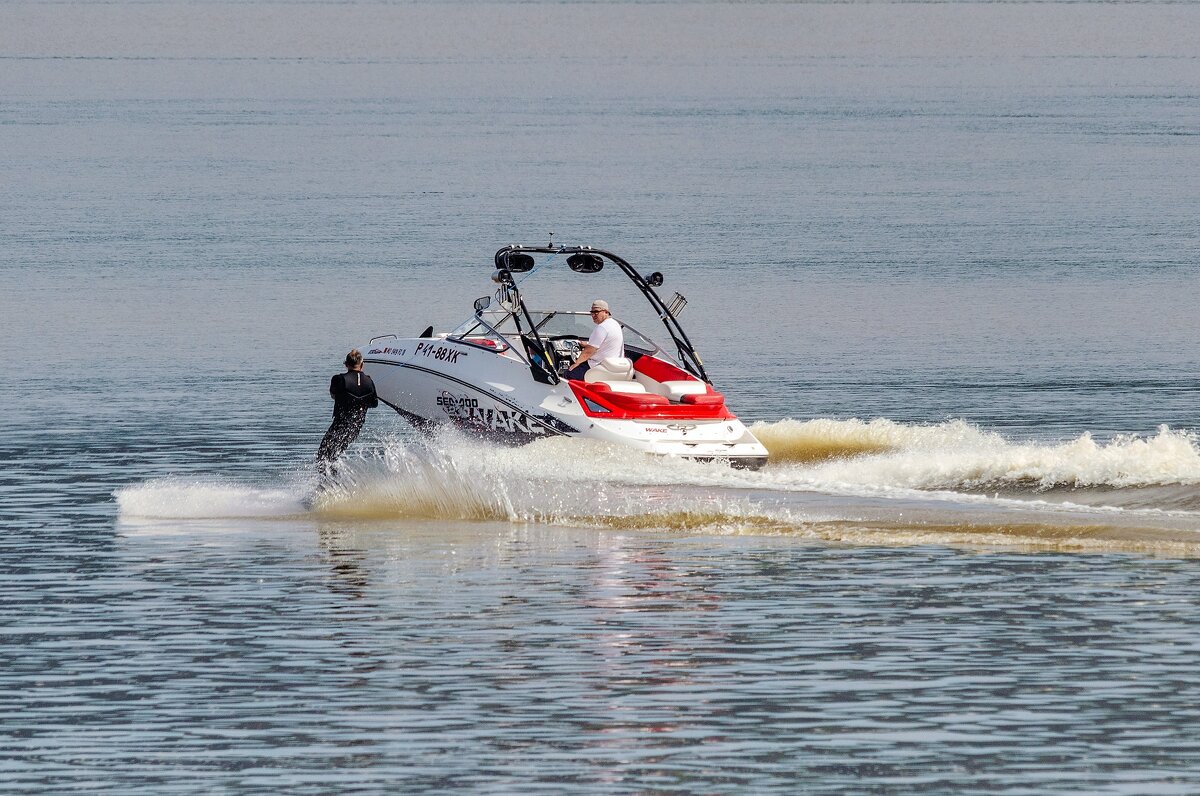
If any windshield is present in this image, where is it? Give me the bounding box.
[449,309,519,338]
[528,311,663,356]
[452,309,664,357]
[530,311,593,338]
[445,309,520,355]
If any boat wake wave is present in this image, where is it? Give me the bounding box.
[114,419,1200,553]
[753,418,1200,501]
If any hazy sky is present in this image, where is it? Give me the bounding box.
[3,2,1195,61]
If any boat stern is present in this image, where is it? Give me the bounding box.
[581,416,769,469]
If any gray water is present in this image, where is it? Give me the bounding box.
[4,0,1200,792]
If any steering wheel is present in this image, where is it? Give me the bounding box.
[548,337,583,371]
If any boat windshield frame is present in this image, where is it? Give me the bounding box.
[492,245,710,382]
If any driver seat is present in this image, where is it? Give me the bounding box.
[583,357,646,393]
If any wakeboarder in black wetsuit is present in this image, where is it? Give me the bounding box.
[316,349,378,480]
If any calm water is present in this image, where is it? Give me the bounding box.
[3,0,1200,791]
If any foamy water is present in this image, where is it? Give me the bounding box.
[755,419,1200,493]
[114,421,1200,556]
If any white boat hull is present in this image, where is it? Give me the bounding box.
[363,338,768,468]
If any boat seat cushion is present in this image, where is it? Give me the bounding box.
[681,391,724,406]
[635,377,708,401]
[593,380,646,393]
[584,356,638,386]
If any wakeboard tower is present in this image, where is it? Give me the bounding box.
[361,243,768,468]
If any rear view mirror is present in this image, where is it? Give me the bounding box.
[473,296,491,313]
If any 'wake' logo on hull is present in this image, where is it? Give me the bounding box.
[436,390,546,436]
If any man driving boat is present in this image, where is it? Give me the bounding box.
[562,299,624,380]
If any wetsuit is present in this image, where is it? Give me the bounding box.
[316,369,379,477]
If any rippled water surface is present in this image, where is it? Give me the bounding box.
[10,522,1200,792]
[4,0,1200,792]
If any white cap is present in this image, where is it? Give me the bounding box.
[591,299,609,311]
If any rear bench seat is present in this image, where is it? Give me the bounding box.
[632,356,710,401]
[581,356,725,409]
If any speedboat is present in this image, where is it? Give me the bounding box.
[361,244,769,468]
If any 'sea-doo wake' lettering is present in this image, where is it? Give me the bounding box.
[464,406,546,435]
[437,390,545,435]
[414,342,466,364]
[436,394,479,409]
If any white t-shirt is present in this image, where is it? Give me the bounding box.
[587,317,624,366]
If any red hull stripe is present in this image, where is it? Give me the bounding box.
[568,380,734,420]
